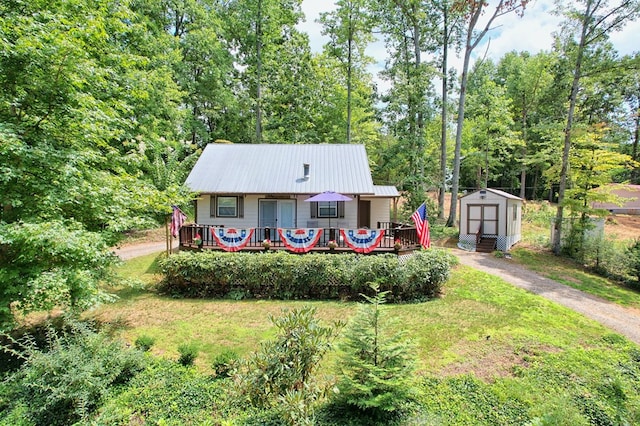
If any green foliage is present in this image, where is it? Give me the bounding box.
[91,358,224,425]
[0,220,117,330]
[134,335,155,352]
[177,342,199,367]
[234,306,342,424]
[0,320,145,426]
[158,250,457,302]
[627,239,640,284]
[212,349,240,379]
[332,283,417,417]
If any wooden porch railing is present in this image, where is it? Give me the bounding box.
[179,224,421,253]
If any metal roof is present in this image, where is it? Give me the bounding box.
[460,188,523,201]
[371,185,400,197]
[185,143,380,195]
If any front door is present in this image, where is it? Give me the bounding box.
[259,199,296,240]
[358,200,371,228]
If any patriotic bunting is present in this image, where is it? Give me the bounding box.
[211,227,254,252]
[340,229,385,254]
[278,228,323,253]
[170,205,187,238]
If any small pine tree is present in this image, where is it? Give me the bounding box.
[334,282,417,416]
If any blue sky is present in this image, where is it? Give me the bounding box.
[298,0,640,85]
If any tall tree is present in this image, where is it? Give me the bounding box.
[376,0,438,209]
[551,0,640,255]
[226,0,304,143]
[320,0,374,143]
[446,0,529,227]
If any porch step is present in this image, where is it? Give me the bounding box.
[476,237,497,253]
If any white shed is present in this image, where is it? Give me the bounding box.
[458,188,523,252]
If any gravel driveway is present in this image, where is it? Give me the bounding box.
[455,249,640,345]
[113,241,169,260]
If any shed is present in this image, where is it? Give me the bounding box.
[458,188,523,252]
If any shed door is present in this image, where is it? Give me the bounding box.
[467,204,498,235]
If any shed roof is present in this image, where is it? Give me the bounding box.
[460,188,523,201]
[371,185,400,197]
[185,143,379,195]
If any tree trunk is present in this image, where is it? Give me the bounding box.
[255,0,263,143]
[438,4,449,219]
[552,0,591,255]
[346,6,353,144]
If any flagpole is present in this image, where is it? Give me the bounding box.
[165,214,170,257]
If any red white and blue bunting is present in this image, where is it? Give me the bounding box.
[211,227,254,252]
[278,228,323,253]
[340,229,386,254]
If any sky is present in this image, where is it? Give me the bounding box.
[297,0,640,90]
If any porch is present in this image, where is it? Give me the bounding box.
[178,223,421,254]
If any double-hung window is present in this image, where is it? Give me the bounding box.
[210,195,244,218]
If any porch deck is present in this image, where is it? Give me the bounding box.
[178,223,420,254]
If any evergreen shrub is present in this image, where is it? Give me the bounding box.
[158,250,457,302]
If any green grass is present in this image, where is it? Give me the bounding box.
[94,251,620,376]
[510,247,640,309]
[61,249,640,424]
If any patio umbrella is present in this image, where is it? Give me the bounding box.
[304,191,353,203]
[304,191,353,229]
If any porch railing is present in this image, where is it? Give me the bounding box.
[179,224,420,252]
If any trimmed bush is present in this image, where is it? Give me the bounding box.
[177,342,199,366]
[158,250,457,302]
[134,334,155,352]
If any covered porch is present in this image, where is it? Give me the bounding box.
[178,223,421,254]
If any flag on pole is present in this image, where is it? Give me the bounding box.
[170,205,187,238]
[411,202,431,249]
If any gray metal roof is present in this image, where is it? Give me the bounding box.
[371,185,400,197]
[460,188,523,200]
[185,143,381,195]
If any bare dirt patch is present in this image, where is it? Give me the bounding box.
[605,215,640,240]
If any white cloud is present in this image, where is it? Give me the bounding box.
[298,0,638,94]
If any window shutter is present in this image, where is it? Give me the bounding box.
[238,196,244,218]
[210,196,216,217]
[338,201,345,218]
[310,202,317,218]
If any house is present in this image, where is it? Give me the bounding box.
[591,184,640,215]
[183,143,400,249]
[458,188,523,252]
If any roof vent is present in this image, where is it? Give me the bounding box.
[303,163,310,180]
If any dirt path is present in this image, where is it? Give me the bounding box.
[455,249,640,345]
[113,241,169,260]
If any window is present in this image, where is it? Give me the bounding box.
[210,195,244,218]
[318,201,337,218]
[310,201,344,219]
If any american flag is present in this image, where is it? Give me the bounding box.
[170,205,187,238]
[411,202,431,249]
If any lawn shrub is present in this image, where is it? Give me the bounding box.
[177,342,199,366]
[134,334,155,352]
[0,320,145,426]
[211,349,239,379]
[91,358,224,425]
[233,306,342,424]
[158,249,456,302]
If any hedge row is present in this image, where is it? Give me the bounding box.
[158,249,458,302]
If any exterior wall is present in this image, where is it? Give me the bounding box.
[194,194,369,229]
[363,197,392,227]
[458,190,522,251]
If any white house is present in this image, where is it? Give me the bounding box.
[459,188,523,252]
[185,143,399,235]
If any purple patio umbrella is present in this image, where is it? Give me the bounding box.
[304,191,353,203]
[304,191,353,229]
